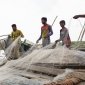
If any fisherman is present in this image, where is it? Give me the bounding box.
[11,24,24,41]
[9,24,24,59]
[73,14,85,19]
[53,20,71,48]
[36,17,53,47]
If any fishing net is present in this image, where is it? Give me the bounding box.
[5,36,21,60]
[0,44,84,85]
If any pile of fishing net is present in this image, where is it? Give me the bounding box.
[10,45,85,70]
[0,44,84,85]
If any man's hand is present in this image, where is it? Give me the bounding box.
[73,15,80,19]
[55,40,59,43]
[36,40,39,43]
[52,40,58,49]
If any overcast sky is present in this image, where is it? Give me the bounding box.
[0,0,85,43]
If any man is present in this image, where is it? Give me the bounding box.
[53,20,71,48]
[11,24,24,41]
[73,14,85,19]
[10,24,24,59]
[36,17,53,47]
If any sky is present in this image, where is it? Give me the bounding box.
[0,0,85,43]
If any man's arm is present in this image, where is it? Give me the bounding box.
[48,25,53,36]
[73,14,85,19]
[64,29,69,38]
[38,35,42,41]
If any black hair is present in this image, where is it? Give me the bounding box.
[11,24,16,27]
[60,20,65,25]
[41,17,47,22]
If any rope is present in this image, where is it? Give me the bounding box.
[80,25,85,41]
[73,20,85,50]
[77,20,85,41]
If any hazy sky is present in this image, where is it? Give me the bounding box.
[0,0,85,43]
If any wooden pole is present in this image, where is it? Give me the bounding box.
[52,16,58,26]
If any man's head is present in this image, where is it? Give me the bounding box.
[11,24,17,31]
[41,17,47,25]
[60,20,65,28]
